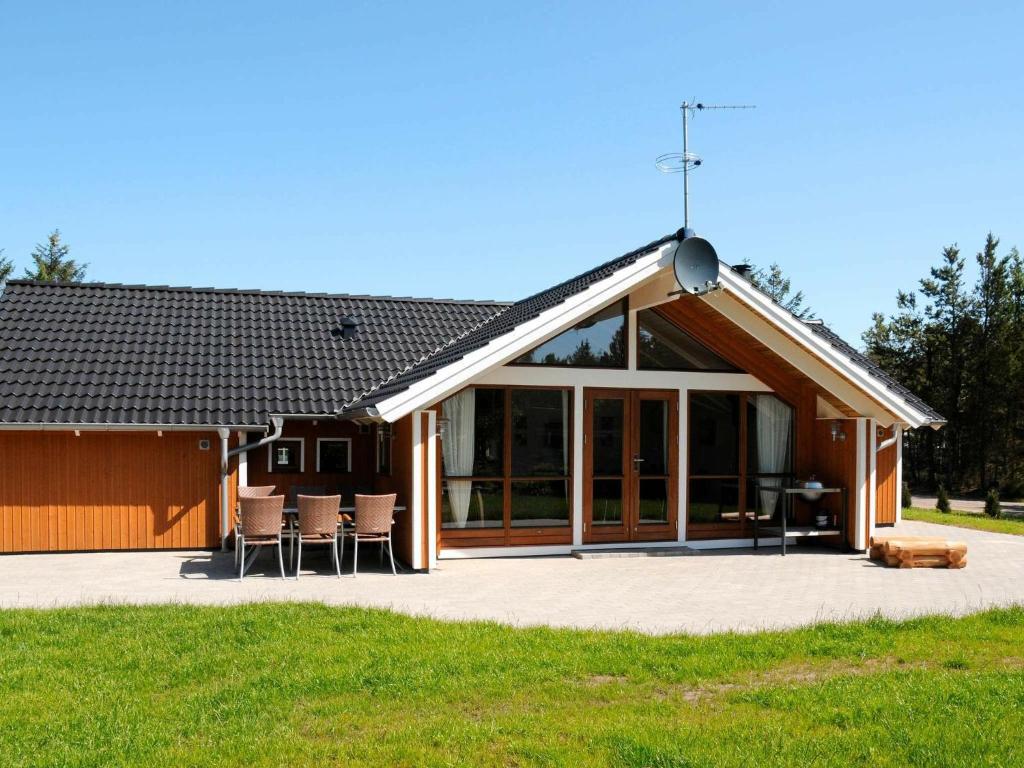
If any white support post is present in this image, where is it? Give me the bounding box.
[853,418,867,551]
[895,425,904,523]
[677,387,687,543]
[572,384,584,547]
[237,431,248,488]
[426,410,438,570]
[411,412,425,570]
[868,418,877,541]
[217,427,231,552]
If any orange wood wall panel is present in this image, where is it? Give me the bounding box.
[876,441,897,525]
[376,414,415,565]
[0,430,225,553]
[811,419,859,548]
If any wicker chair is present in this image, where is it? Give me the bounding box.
[295,495,342,579]
[235,486,275,567]
[344,493,398,576]
[237,495,287,579]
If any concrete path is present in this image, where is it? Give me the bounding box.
[1,520,1022,635]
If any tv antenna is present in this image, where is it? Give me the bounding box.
[655,101,756,232]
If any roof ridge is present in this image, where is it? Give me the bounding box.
[3,280,512,306]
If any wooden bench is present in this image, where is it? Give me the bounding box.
[869,535,968,569]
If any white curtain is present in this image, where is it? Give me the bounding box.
[442,389,475,528]
[755,394,792,518]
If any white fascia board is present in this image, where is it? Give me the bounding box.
[375,242,677,421]
[715,269,931,427]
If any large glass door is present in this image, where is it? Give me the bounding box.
[583,389,678,543]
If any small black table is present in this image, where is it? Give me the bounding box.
[751,484,848,555]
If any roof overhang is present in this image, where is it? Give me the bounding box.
[373,241,678,422]
[370,241,938,429]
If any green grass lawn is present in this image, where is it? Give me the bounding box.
[2,605,1024,767]
[904,506,1024,536]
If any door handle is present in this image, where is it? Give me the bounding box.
[632,455,644,465]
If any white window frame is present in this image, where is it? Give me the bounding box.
[316,437,353,473]
[268,438,305,473]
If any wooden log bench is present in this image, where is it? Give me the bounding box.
[868,535,968,569]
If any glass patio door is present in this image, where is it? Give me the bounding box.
[583,389,678,543]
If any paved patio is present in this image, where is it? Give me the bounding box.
[1,520,1022,634]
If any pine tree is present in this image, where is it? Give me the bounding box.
[24,230,87,283]
[984,488,1001,519]
[0,249,12,287]
[936,485,951,514]
[748,262,814,319]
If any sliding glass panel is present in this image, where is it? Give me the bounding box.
[511,389,569,476]
[638,399,668,476]
[591,479,623,525]
[747,394,793,521]
[593,398,625,476]
[471,388,504,477]
[513,301,626,368]
[638,479,669,524]
[510,480,570,527]
[637,309,740,371]
[688,479,740,524]
[689,393,740,476]
[441,480,504,529]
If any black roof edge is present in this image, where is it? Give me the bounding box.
[2,279,512,307]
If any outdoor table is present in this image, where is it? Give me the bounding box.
[751,484,847,555]
[281,505,408,572]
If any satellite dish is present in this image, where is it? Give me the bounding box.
[672,235,720,295]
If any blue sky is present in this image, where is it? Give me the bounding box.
[1,2,1021,343]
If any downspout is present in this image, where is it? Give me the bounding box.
[218,416,285,551]
[876,424,899,453]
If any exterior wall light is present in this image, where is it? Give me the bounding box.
[831,420,847,443]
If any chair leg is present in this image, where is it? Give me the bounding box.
[296,538,302,580]
[338,536,345,573]
[387,532,396,575]
[380,541,384,565]
[352,536,359,577]
[333,536,341,578]
[277,540,286,579]
[239,538,245,580]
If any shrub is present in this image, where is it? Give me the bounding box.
[936,485,951,514]
[984,488,1001,519]
[901,481,912,509]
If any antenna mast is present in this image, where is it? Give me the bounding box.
[657,101,756,232]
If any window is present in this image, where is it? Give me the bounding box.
[440,386,572,541]
[268,438,304,473]
[687,393,792,537]
[316,438,352,473]
[376,424,392,476]
[512,300,626,368]
[637,308,740,371]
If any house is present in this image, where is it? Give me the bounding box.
[0,230,943,567]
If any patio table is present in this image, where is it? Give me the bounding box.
[281,506,408,572]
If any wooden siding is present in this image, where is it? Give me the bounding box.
[377,414,416,566]
[246,420,378,500]
[662,299,861,543]
[0,430,228,553]
[811,419,860,548]
[876,438,898,526]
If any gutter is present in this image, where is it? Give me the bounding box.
[876,424,899,453]
[217,416,285,551]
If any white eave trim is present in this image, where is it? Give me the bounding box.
[0,422,265,433]
[374,241,678,421]
[716,269,933,428]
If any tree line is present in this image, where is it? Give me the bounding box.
[0,230,87,286]
[862,234,1024,497]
